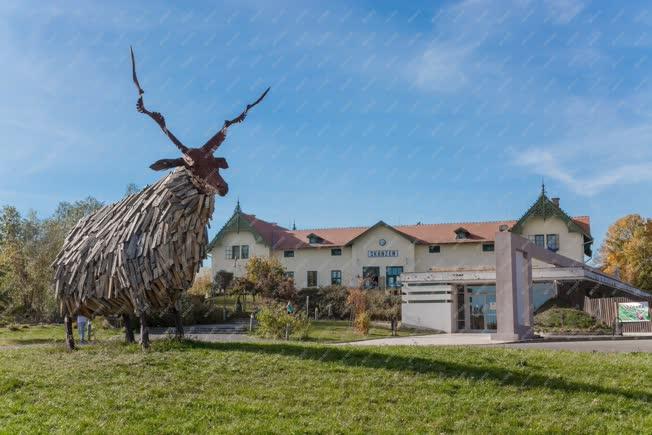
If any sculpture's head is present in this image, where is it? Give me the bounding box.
[130,47,269,196]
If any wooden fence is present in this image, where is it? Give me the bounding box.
[583,296,652,333]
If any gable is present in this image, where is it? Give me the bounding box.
[208,211,266,250]
[345,221,422,247]
[511,192,593,256]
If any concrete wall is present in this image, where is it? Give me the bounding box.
[401,284,453,332]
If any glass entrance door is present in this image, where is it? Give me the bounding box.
[467,285,497,331]
[386,266,403,289]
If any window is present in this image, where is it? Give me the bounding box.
[546,234,559,252]
[528,234,545,247]
[331,270,342,285]
[231,245,240,259]
[482,243,494,252]
[331,248,342,256]
[284,271,294,279]
[308,234,324,244]
[284,250,294,258]
[428,245,441,253]
[241,245,249,259]
[386,266,403,288]
[307,271,318,287]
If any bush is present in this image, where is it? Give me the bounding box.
[534,308,611,333]
[353,311,370,335]
[367,290,401,321]
[255,303,310,340]
[188,275,212,297]
[315,285,352,319]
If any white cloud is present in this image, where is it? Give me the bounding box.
[516,148,652,195]
[544,0,585,24]
[406,43,475,92]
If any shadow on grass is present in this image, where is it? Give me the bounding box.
[1,338,62,346]
[164,340,652,403]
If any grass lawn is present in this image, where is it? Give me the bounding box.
[0,340,650,433]
[0,324,121,346]
[305,320,423,343]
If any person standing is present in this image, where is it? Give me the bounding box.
[77,314,88,344]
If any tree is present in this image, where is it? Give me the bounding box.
[124,183,140,197]
[600,214,652,292]
[244,256,296,302]
[0,198,103,322]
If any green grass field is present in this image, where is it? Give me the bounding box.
[0,320,410,347]
[304,320,421,343]
[0,324,121,346]
[0,339,650,433]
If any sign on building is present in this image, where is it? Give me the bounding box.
[618,302,650,322]
[368,250,399,258]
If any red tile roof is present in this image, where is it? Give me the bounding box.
[241,213,591,250]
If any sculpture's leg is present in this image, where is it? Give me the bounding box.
[123,313,135,343]
[172,305,184,340]
[140,312,150,350]
[64,314,75,351]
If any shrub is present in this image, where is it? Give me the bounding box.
[347,288,370,335]
[347,288,367,315]
[353,311,370,335]
[255,303,310,340]
[534,308,610,333]
[188,275,212,297]
[315,285,351,319]
[229,276,256,298]
[367,290,401,321]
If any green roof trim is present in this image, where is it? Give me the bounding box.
[511,191,593,257]
[207,203,266,251]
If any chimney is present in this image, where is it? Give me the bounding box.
[551,197,560,207]
[499,224,509,232]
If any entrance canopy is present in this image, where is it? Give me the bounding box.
[401,232,650,338]
[403,266,649,299]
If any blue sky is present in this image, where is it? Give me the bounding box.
[1,0,651,257]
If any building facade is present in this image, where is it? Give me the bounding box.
[208,191,652,335]
[208,190,592,290]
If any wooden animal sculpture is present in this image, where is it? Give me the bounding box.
[52,47,269,350]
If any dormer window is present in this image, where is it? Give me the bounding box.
[307,233,325,244]
[454,227,470,240]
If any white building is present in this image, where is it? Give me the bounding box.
[209,190,592,289]
[208,190,652,335]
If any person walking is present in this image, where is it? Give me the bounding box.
[286,301,294,315]
[77,314,89,344]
